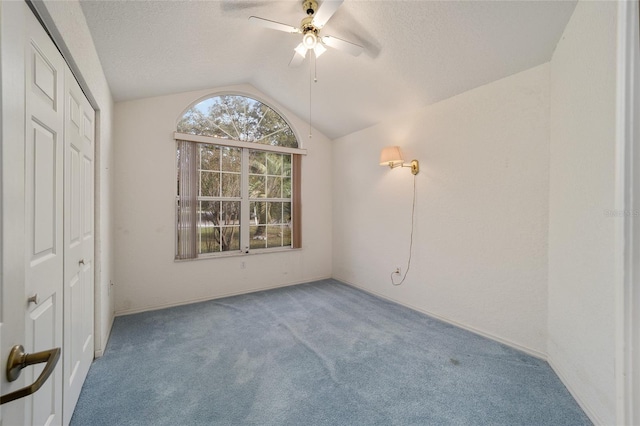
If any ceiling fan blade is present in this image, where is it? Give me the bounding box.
[289,44,307,67]
[321,35,363,56]
[312,0,343,28]
[248,16,300,33]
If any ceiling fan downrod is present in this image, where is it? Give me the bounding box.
[303,0,318,16]
[300,0,320,48]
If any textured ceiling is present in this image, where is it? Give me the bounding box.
[80,0,577,140]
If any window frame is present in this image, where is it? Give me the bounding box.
[174,93,307,260]
[174,135,306,260]
[174,132,306,156]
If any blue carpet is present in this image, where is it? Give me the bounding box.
[71,279,591,425]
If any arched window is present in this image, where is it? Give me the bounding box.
[178,95,298,148]
[174,95,305,259]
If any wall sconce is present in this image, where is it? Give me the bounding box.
[378,145,419,286]
[379,146,419,175]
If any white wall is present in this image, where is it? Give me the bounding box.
[333,64,550,356]
[548,1,618,424]
[113,85,332,314]
[622,2,640,422]
[34,0,116,356]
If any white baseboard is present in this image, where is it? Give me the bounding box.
[335,276,547,360]
[114,275,333,317]
[547,356,603,426]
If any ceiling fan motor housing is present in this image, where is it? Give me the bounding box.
[300,16,319,48]
[303,0,318,16]
[300,16,317,34]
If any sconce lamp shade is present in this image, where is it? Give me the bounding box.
[379,146,404,168]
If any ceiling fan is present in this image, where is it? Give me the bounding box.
[249,0,363,67]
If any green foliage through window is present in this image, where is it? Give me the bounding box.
[176,94,298,257]
[178,95,298,148]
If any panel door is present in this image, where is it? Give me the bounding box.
[63,66,95,425]
[24,5,66,425]
[1,2,65,424]
[0,1,29,422]
[23,3,65,425]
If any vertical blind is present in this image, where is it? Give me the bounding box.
[176,140,198,259]
[292,154,302,249]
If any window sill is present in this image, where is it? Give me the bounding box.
[174,246,301,262]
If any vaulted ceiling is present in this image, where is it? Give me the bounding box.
[80,0,577,140]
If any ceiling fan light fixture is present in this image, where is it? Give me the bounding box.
[294,43,308,58]
[313,43,326,57]
[250,0,362,67]
[302,32,318,49]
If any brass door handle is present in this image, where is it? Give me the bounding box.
[0,345,61,405]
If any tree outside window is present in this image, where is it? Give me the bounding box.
[176,95,301,259]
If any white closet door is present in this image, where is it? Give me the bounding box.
[63,67,95,425]
[25,5,66,425]
[23,2,65,425]
[1,3,96,425]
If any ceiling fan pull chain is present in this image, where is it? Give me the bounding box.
[314,50,318,83]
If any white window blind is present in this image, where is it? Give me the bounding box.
[176,140,197,259]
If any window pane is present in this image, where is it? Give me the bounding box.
[267,153,282,175]
[222,173,241,197]
[267,225,283,247]
[220,226,240,251]
[283,225,292,247]
[220,201,240,225]
[250,201,266,225]
[250,225,267,249]
[219,201,240,252]
[282,177,291,198]
[283,202,291,223]
[268,202,283,224]
[200,226,220,253]
[267,177,282,199]
[199,201,219,253]
[200,145,220,171]
[249,175,265,198]
[283,155,291,176]
[200,201,219,224]
[196,201,241,253]
[178,95,298,148]
[249,151,266,174]
[200,171,220,197]
[221,147,241,172]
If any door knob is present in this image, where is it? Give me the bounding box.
[27,294,39,305]
[0,345,61,404]
[78,259,85,265]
